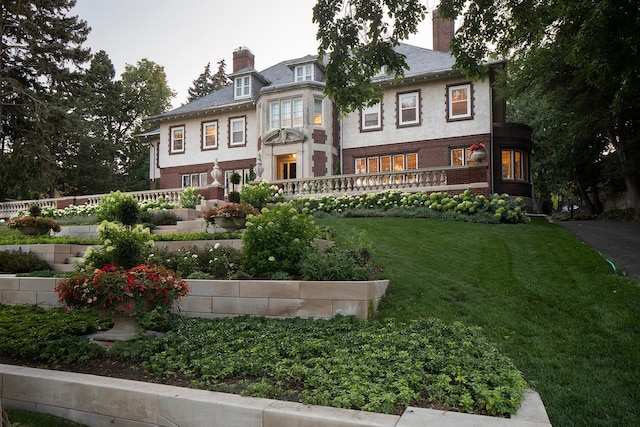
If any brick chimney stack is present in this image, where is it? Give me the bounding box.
[432,10,455,52]
[232,47,255,72]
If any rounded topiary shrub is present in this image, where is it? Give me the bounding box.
[242,202,320,278]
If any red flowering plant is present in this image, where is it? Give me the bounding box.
[469,143,486,152]
[55,263,189,315]
[7,215,61,234]
[203,203,260,225]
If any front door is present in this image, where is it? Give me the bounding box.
[277,154,297,180]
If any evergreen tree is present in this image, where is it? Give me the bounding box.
[0,0,90,200]
[186,59,229,102]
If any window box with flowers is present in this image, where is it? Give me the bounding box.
[204,203,260,230]
[6,215,61,236]
[469,143,487,162]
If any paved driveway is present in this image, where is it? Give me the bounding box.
[555,220,640,281]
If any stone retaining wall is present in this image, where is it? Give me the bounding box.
[0,364,551,427]
[0,276,389,320]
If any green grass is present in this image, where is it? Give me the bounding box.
[317,216,640,426]
[2,216,639,425]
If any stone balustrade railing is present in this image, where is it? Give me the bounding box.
[272,165,488,198]
[0,164,489,219]
[0,188,183,219]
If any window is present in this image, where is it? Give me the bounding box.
[293,98,303,126]
[230,117,246,146]
[448,83,472,120]
[170,126,185,154]
[313,99,323,126]
[367,157,379,173]
[398,91,419,126]
[202,121,217,150]
[224,168,251,194]
[181,172,208,188]
[361,103,381,131]
[451,148,468,166]
[295,64,313,82]
[355,153,418,173]
[269,97,302,129]
[234,76,251,98]
[502,149,527,180]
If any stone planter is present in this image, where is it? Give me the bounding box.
[470,149,488,162]
[214,217,247,230]
[17,226,49,236]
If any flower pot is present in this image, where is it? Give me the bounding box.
[90,302,147,342]
[215,217,247,230]
[17,226,49,236]
[470,149,487,162]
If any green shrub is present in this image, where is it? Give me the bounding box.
[179,187,203,209]
[28,204,42,217]
[228,191,241,203]
[96,191,139,223]
[147,244,243,278]
[242,202,320,277]
[0,249,51,274]
[292,189,529,224]
[116,197,140,226]
[139,209,178,226]
[301,245,372,281]
[240,181,285,210]
[81,221,153,270]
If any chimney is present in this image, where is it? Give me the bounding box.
[232,47,255,72]
[432,10,455,52]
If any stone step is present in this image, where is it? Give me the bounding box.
[152,225,178,235]
[53,263,76,273]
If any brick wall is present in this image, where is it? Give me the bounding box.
[342,134,490,174]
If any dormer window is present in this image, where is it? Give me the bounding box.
[295,64,313,82]
[234,76,251,99]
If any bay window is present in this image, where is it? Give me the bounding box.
[502,149,527,180]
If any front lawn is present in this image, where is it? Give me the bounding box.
[2,216,638,426]
[318,217,640,426]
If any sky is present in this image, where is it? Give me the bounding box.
[71,0,439,109]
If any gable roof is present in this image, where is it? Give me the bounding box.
[148,43,457,123]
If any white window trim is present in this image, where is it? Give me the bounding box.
[229,117,246,146]
[448,83,472,120]
[361,103,382,130]
[355,153,418,173]
[398,92,420,126]
[451,148,468,166]
[295,64,313,82]
[313,98,324,127]
[269,97,303,130]
[202,120,218,150]
[170,126,185,154]
[234,76,251,99]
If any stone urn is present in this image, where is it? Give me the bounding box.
[470,149,488,162]
[215,216,247,230]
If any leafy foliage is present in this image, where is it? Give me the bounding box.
[116,316,525,416]
[240,181,285,210]
[312,0,427,114]
[292,189,528,224]
[0,249,51,274]
[0,304,108,364]
[81,221,153,270]
[242,203,320,277]
[178,187,203,209]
